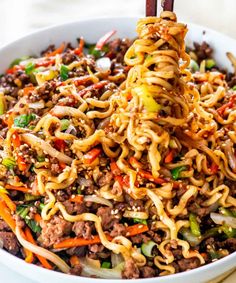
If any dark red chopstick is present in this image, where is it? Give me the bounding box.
[146,0,174,17]
[161,0,174,11]
[146,0,157,16]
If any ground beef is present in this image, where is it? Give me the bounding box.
[218,238,236,252]
[96,207,120,230]
[63,200,87,215]
[122,258,140,279]
[62,52,77,65]
[124,194,145,211]
[0,232,19,255]
[140,266,156,278]
[177,258,200,272]
[0,220,10,231]
[131,234,150,245]
[72,221,93,239]
[110,223,126,237]
[188,199,212,217]
[70,264,82,276]
[193,41,213,61]
[40,216,72,247]
[97,172,113,187]
[51,163,61,175]
[147,231,162,244]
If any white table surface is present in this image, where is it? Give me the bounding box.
[0,0,236,282]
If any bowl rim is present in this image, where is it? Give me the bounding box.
[0,15,236,282]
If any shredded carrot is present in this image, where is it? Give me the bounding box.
[17,155,28,171]
[74,37,84,55]
[35,59,55,68]
[12,132,21,147]
[46,42,65,57]
[24,227,53,270]
[69,195,84,203]
[217,95,236,116]
[138,170,166,185]
[164,149,175,163]
[33,213,42,223]
[5,184,31,193]
[53,224,148,249]
[23,86,35,96]
[210,163,218,174]
[21,229,34,263]
[70,255,80,267]
[0,192,16,212]
[129,157,143,169]
[0,200,16,231]
[83,148,102,164]
[110,161,121,176]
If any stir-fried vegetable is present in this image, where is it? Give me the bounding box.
[54,224,149,249]
[189,59,199,72]
[60,119,70,131]
[101,262,111,269]
[60,64,69,81]
[17,204,42,233]
[141,241,158,257]
[83,148,101,164]
[171,166,187,180]
[134,85,161,112]
[133,218,147,225]
[210,212,236,229]
[0,93,5,115]
[2,157,16,169]
[9,56,30,68]
[189,213,201,237]
[0,200,16,231]
[206,59,216,69]
[25,62,35,75]
[14,113,36,128]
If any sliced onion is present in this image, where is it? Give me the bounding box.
[123,210,148,219]
[15,226,70,273]
[96,57,111,72]
[84,195,113,207]
[111,252,123,268]
[180,228,201,247]
[29,100,45,109]
[78,177,93,187]
[97,117,110,130]
[80,258,122,279]
[210,212,236,228]
[65,125,77,135]
[0,237,3,249]
[21,133,73,164]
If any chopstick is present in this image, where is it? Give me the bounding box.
[161,0,174,11]
[146,0,174,17]
[146,0,157,16]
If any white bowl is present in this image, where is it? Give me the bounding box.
[0,16,236,283]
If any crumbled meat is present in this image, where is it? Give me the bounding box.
[51,163,61,175]
[147,231,162,243]
[124,194,145,211]
[70,264,82,275]
[193,41,213,61]
[110,223,126,237]
[131,234,150,245]
[0,220,11,231]
[140,266,156,278]
[62,52,77,65]
[122,258,140,279]
[97,172,113,187]
[72,221,93,239]
[96,207,120,230]
[63,200,87,215]
[218,238,236,252]
[0,232,19,255]
[177,258,200,272]
[40,215,72,247]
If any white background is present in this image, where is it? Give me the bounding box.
[0,0,235,282]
